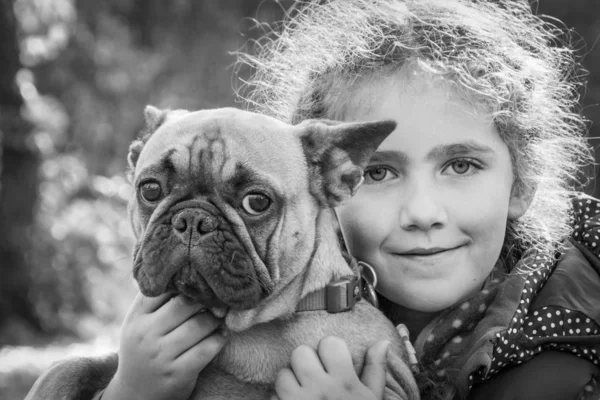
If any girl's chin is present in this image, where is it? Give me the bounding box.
[379,280,476,312]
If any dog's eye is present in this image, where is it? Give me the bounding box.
[140,181,162,202]
[242,193,271,215]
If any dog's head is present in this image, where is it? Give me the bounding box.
[127,106,395,329]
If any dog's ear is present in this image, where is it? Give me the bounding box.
[299,119,396,207]
[127,105,169,180]
[127,140,144,171]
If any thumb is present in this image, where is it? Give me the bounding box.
[360,340,390,400]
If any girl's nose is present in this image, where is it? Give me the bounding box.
[398,179,447,231]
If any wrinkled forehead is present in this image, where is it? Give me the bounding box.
[135,109,307,188]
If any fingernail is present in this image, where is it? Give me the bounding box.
[384,340,391,357]
[383,341,391,371]
[220,326,230,337]
[172,295,188,305]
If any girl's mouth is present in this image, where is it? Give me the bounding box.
[398,245,464,256]
[403,247,447,256]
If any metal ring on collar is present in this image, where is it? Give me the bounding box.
[358,261,378,289]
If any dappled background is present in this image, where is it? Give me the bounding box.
[0,0,598,399]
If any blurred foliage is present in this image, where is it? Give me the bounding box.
[0,0,598,398]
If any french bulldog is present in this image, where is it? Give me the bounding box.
[25,107,420,400]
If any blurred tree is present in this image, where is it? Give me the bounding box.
[0,0,44,338]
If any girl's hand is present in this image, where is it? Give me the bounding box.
[102,292,226,400]
[273,336,390,400]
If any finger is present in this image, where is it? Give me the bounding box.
[166,312,224,358]
[360,340,390,400]
[152,295,208,335]
[289,345,325,386]
[175,331,226,371]
[274,368,301,398]
[317,336,356,377]
[135,291,174,314]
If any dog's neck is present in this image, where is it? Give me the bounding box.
[225,209,352,331]
[297,209,351,296]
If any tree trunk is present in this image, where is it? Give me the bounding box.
[0,0,44,339]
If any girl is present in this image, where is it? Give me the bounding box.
[238,0,600,398]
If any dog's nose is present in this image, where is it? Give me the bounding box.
[172,209,218,237]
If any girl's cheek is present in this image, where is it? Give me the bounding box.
[338,193,390,255]
[338,206,370,254]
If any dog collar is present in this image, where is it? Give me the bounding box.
[295,274,363,313]
[295,257,379,313]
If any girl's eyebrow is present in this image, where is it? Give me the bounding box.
[369,141,494,164]
[426,141,495,161]
[369,151,408,164]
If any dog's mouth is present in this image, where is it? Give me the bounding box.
[166,287,226,318]
[168,281,230,318]
[177,282,205,301]
[167,275,219,305]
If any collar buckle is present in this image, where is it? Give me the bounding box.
[326,275,362,313]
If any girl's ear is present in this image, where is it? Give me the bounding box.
[508,185,534,220]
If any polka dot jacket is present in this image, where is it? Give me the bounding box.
[380,193,600,399]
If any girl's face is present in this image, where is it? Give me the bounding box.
[336,74,529,312]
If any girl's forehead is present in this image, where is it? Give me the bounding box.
[344,71,490,123]
[338,70,503,155]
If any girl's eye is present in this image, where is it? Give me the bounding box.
[242,193,271,215]
[364,166,397,183]
[443,158,481,176]
[140,181,162,202]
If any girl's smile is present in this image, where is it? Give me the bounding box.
[387,243,469,278]
[335,71,530,312]
[396,246,458,256]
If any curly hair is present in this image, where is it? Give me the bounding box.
[236,0,594,266]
